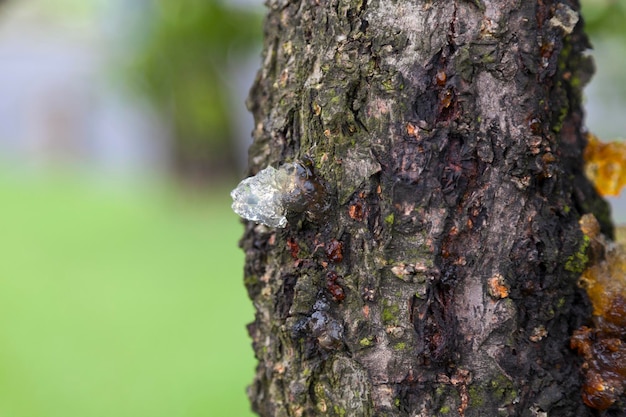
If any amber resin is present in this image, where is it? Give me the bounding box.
[571,214,626,410]
[584,133,626,196]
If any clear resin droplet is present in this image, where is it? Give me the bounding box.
[230,165,295,228]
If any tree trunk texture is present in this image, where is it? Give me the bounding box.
[241,0,618,416]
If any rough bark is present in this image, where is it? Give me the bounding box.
[240,0,619,416]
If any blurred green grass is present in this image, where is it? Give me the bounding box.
[0,169,255,417]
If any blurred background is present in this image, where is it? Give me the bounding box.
[0,0,623,416]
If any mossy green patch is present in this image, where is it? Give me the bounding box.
[393,342,406,351]
[359,337,374,348]
[468,385,485,408]
[333,405,346,417]
[381,300,400,325]
[489,375,515,402]
[314,382,327,408]
[552,103,569,133]
[565,234,590,273]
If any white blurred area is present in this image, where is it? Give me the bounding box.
[0,0,169,177]
[0,0,622,221]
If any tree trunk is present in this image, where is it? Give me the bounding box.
[240,0,618,416]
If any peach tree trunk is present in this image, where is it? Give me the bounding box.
[240,0,614,416]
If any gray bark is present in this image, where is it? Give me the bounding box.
[240,0,619,415]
